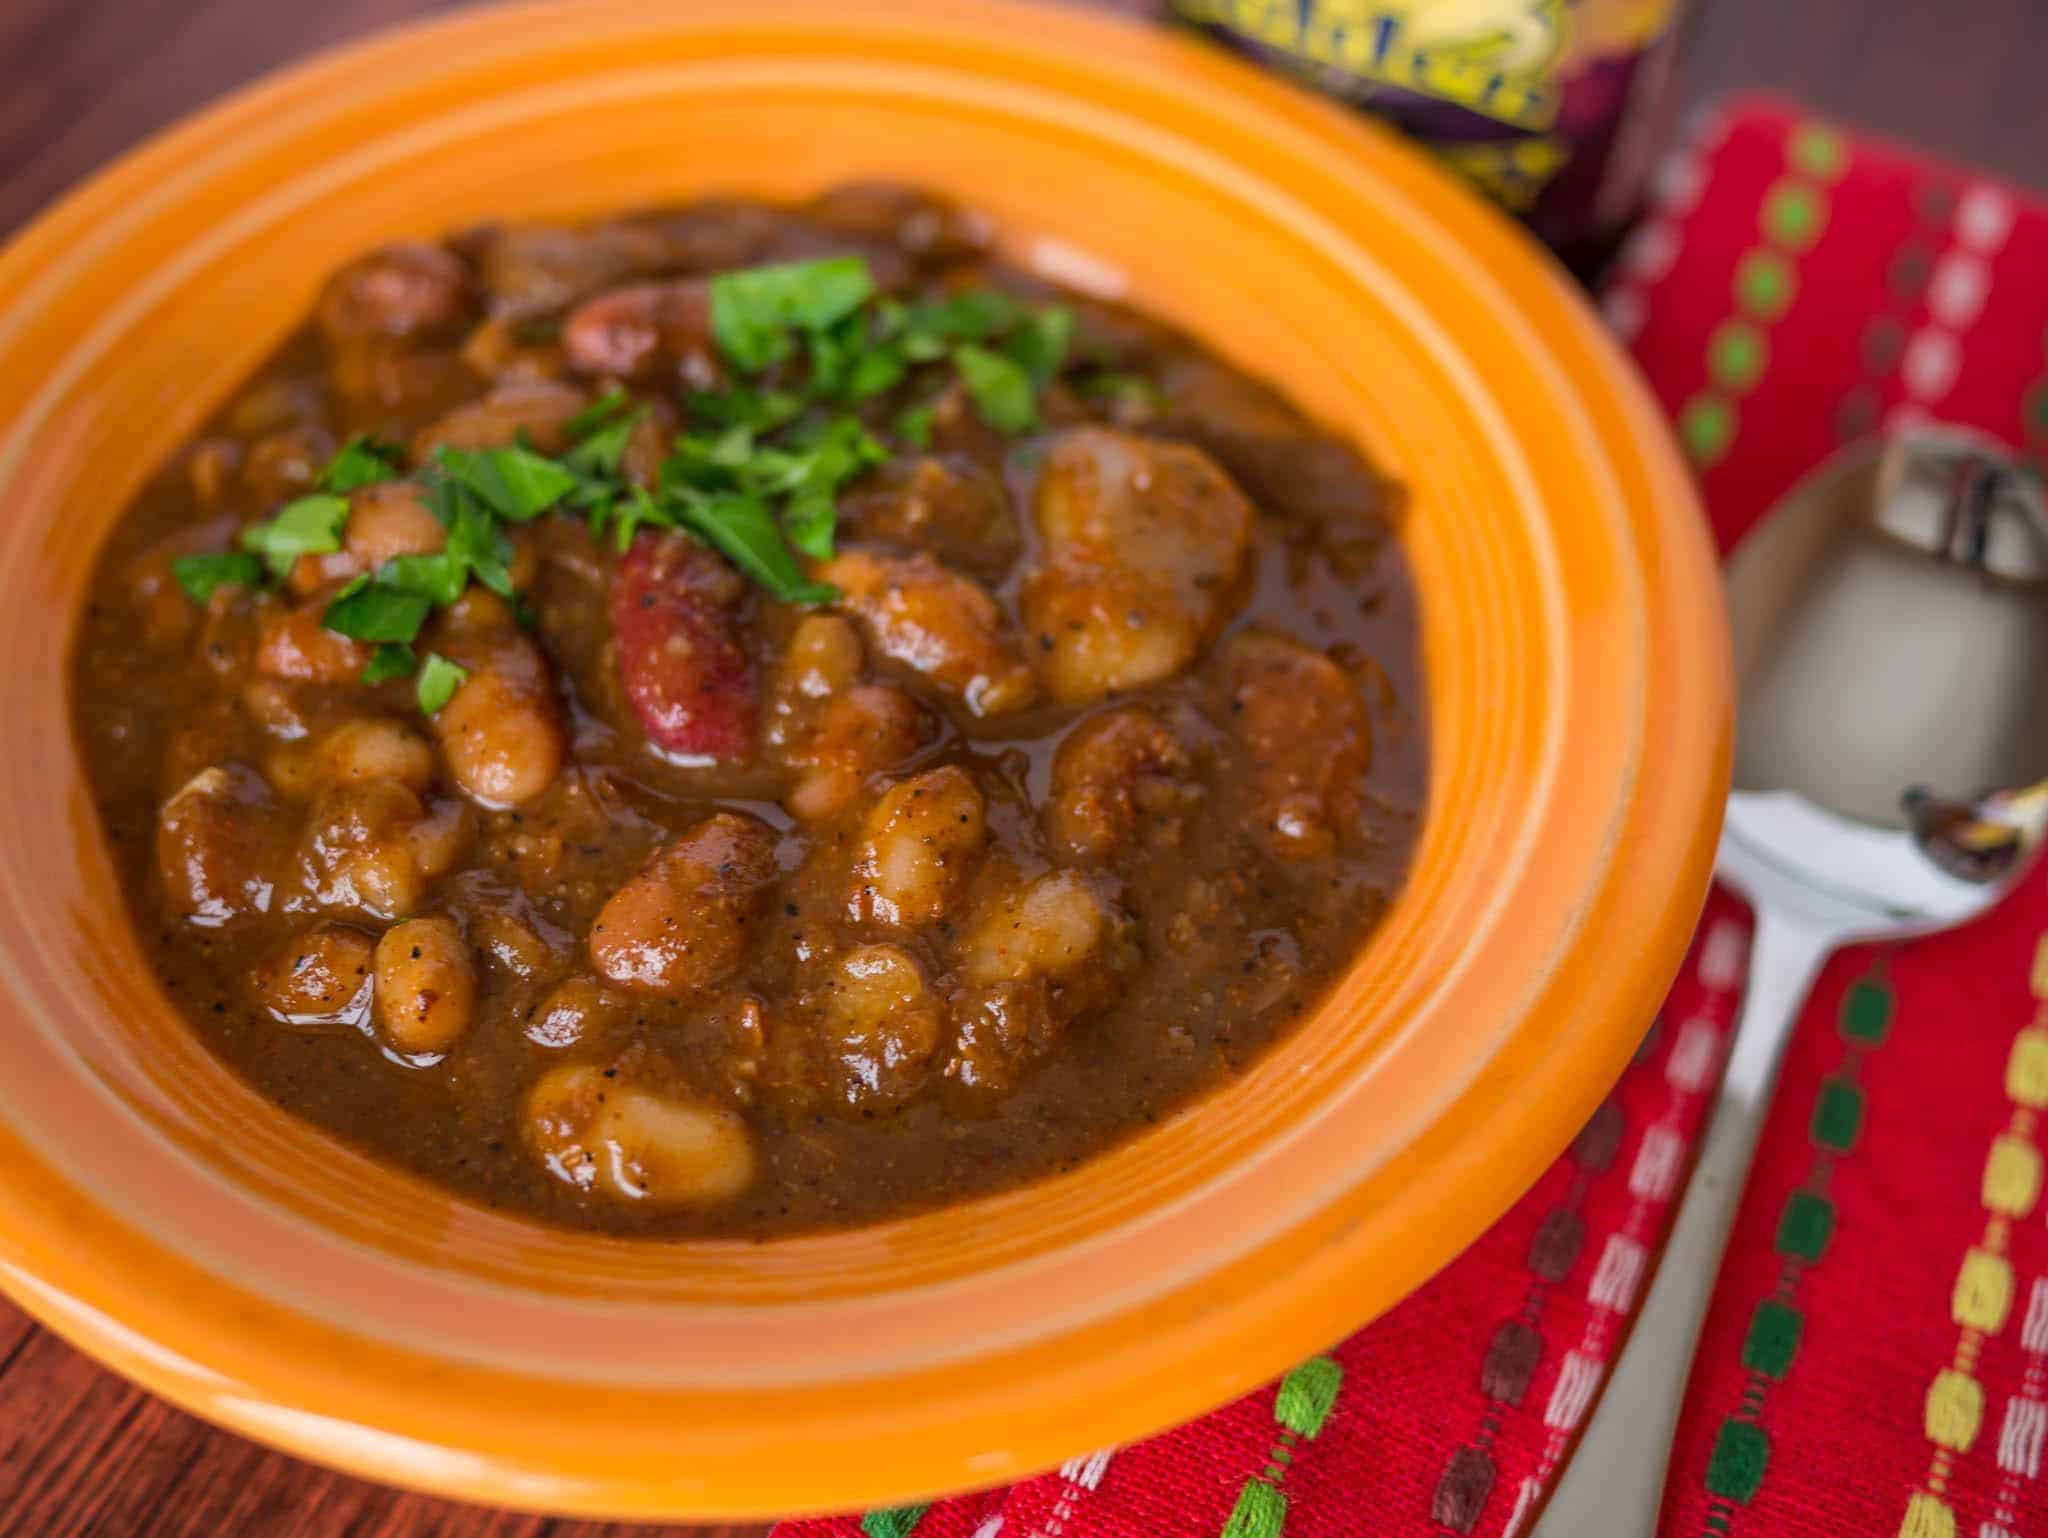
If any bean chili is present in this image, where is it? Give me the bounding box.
[70,185,1424,1237]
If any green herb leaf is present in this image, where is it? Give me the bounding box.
[954,344,1037,434]
[706,425,757,469]
[321,578,433,644]
[562,389,633,442]
[317,435,405,494]
[672,491,837,605]
[380,551,470,607]
[781,486,839,561]
[685,387,805,434]
[361,643,418,684]
[893,402,937,449]
[665,429,746,496]
[239,492,351,578]
[443,495,516,598]
[416,652,470,715]
[903,290,1023,357]
[1006,305,1073,386]
[170,551,264,603]
[843,343,908,402]
[805,312,864,399]
[751,416,880,491]
[436,444,577,522]
[1074,370,1161,411]
[563,405,648,481]
[605,483,670,553]
[709,255,875,372]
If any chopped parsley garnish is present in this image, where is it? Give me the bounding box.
[180,251,1090,710]
[685,386,804,434]
[561,389,634,441]
[1005,305,1073,387]
[899,290,1022,351]
[320,574,434,643]
[436,444,577,522]
[238,492,350,578]
[562,404,646,480]
[361,642,418,685]
[415,652,469,715]
[169,551,264,603]
[672,491,838,605]
[379,550,470,607]
[317,435,405,493]
[1074,370,1162,412]
[893,402,937,449]
[709,254,875,372]
[953,343,1037,434]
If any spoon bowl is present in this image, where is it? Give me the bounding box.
[1543,430,2046,1535]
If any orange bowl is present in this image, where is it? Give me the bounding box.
[0,0,1729,1518]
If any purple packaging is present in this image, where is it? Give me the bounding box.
[1168,0,1689,269]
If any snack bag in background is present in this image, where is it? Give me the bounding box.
[1169,0,1690,271]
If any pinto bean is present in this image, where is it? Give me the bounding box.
[157,764,287,926]
[816,549,1035,716]
[373,915,477,1055]
[526,974,616,1049]
[286,481,447,596]
[837,455,1017,571]
[184,440,241,510]
[253,921,376,1030]
[561,279,720,387]
[473,222,672,317]
[412,379,589,458]
[316,719,436,794]
[255,600,372,684]
[944,871,1124,1100]
[760,617,925,820]
[298,780,470,920]
[127,515,242,648]
[1023,427,1253,703]
[1045,707,1194,863]
[317,242,473,347]
[525,1063,757,1205]
[785,685,925,823]
[430,624,566,809]
[1218,631,1371,861]
[459,313,568,382]
[803,183,989,259]
[772,614,863,707]
[267,715,434,799]
[464,900,563,985]
[347,482,446,564]
[242,424,334,505]
[241,679,313,742]
[956,870,1112,987]
[588,812,778,995]
[846,766,987,928]
[808,944,945,1113]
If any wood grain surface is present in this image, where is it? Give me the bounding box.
[3,1,2045,1534]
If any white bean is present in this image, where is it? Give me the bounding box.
[846,766,987,928]
[525,1064,757,1206]
[957,870,1110,987]
[373,915,476,1055]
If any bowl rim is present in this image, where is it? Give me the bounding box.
[0,0,1730,1517]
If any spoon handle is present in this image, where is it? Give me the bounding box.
[1534,905,1843,1536]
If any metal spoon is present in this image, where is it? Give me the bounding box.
[1537,429,2048,1536]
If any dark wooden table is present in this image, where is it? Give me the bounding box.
[4,2,2046,1534]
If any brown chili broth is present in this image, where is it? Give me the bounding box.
[68,190,1426,1237]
